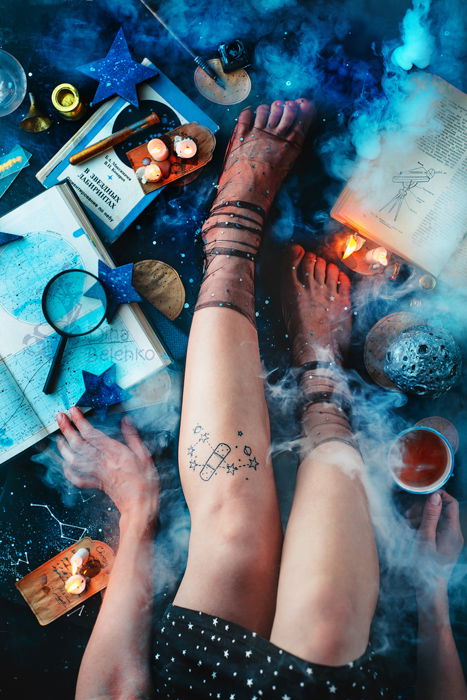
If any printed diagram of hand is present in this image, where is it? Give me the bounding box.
[56,406,159,516]
[406,490,464,586]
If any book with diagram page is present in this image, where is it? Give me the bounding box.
[0,182,170,465]
[331,74,467,282]
[36,60,218,243]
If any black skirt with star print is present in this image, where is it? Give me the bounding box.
[152,604,396,700]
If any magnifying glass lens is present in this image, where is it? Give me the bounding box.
[43,269,107,335]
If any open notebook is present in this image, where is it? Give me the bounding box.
[0,182,170,464]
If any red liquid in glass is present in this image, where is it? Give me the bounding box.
[394,430,448,488]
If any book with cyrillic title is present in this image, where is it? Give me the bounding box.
[36,60,218,243]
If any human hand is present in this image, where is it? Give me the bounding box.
[406,490,464,594]
[56,406,159,519]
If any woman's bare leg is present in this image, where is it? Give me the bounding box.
[174,101,315,636]
[270,245,379,663]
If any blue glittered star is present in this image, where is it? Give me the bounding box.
[76,27,157,107]
[87,260,142,321]
[0,232,23,246]
[76,364,129,414]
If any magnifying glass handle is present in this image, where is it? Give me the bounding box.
[43,335,68,395]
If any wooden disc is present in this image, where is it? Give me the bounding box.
[415,417,459,454]
[194,58,251,105]
[132,260,185,320]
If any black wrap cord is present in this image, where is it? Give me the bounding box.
[210,200,266,219]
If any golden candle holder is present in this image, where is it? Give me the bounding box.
[51,83,87,120]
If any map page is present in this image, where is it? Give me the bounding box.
[0,184,167,463]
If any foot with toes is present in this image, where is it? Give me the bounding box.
[196,99,315,325]
[281,244,352,367]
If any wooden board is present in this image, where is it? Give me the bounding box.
[133,260,185,320]
[126,122,216,195]
[15,537,114,625]
[194,58,251,105]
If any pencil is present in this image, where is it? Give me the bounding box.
[69,112,160,165]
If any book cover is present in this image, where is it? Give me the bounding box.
[37,61,218,244]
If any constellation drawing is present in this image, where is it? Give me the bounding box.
[187,424,260,481]
[8,548,30,580]
[30,503,88,542]
[67,604,85,617]
[379,162,445,221]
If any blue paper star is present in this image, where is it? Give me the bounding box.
[87,260,143,321]
[76,365,129,414]
[0,232,23,246]
[77,28,157,107]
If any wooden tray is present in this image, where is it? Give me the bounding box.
[15,537,114,625]
[126,122,216,194]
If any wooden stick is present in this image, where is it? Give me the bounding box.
[69,112,160,165]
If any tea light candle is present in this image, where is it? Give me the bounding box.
[364,247,388,266]
[70,547,89,575]
[174,137,197,158]
[147,138,169,161]
[144,163,163,182]
[65,574,87,595]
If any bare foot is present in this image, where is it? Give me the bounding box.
[196,101,315,325]
[281,244,352,366]
[206,98,316,235]
[222,98,315,195]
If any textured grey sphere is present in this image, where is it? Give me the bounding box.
[384,325,462,397]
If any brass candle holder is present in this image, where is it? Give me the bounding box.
[51,83,87,120]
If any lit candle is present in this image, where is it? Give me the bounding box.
[342,233,366,260]
[70,547,90,575]
[143,163,163,182]
[65,574,87,595]
[365,247,388,266]
[147,138,169,161]
[174,137,197,158]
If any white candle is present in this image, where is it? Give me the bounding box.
[70,547,90,575]
[174,137,197,158]
[365,247,388,266]
[144,163,163,182]
[65,574,87,595]
[147,138,169,161]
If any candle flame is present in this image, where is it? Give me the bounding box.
[65,578,82,593]
[342,234,358,259]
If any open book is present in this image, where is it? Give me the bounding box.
[0,182,170,464]
[331,74,467,282]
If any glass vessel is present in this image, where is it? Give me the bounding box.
[0,50,27,117]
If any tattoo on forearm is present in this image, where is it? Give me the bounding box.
[187,425,259,480]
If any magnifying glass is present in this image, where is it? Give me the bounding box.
[41,269,108,394]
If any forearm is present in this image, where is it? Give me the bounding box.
[416,584,467,700]
[76,505,157,700]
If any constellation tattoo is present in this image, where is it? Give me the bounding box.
[187,424,260,480]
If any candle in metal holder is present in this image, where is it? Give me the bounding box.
[51,83,87,120]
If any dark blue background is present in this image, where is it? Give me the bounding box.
[1,0,466,697]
